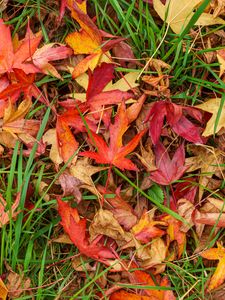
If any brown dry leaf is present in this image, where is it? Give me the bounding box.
[193,196,225,228]
[134,138,156,172]
[153,0,225,34]
[42,128,63,165]
[58,171,82,203]
[89,209,132,246]
[0,278,8,300]
[5,264,31,299]
[186,145,225,200]
[132,237,167,273]
[0,0,8,12]
[72,256,95,272]
[0,99,40,148]
[177,198,195,232]
[70,157,108,197]
[0,193,20,228]
[210,0,225,17]
[52,233,73,244]
[99,185,138,230]
[33,180,50,202]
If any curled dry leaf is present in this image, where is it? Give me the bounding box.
[42,128,63,165]
[186,145,225,200]
[134,138,156,172]
[162,215,186,258]
[177,199,195,232]
[5,263,31,299]
[70,157,107,198]
[58,171,82,203]
[98,185,137,230]
[0,98,40,149]
[89,209,132,247]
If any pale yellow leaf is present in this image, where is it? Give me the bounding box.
[153,0,225,34]
[196,98,225,136]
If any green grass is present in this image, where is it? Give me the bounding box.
[1,0,225,299]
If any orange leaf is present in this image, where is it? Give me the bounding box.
[201,242,225,292]
[110,290,156,300]
[65,3,102,78]
[0,19,41,75]
[57,198,115,260]
[81,102,146,170]
[56,116,79,163]
[132,211,166,243]
[162,215,186,258]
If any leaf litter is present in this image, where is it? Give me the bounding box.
[0,0,225,299]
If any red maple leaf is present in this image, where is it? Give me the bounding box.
[80,102,146,171]
[146,100,204,144]
[57,198,115,259]
[0,19,72,77]
[0,19,41,75]
[149,143,188,185]
[0,69,48,104]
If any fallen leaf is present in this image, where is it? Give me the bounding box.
[31,43,72,79]
[153,0,225,34]
[42,129,63,165]
[110,290,155,300]
[57,198,115,260]
[201,242,225,292]
[0,99,40,148]
[65,3,104,78]
[0,278,8,300]
[132,210,166,244]
[0,19,41,74]
[186,145,225,200]
[196,98,225,136]
[0,193,20,227]
[58,171,82,203]
[70,157,107,198]
[89,209,132,246]
[128,269,175,299]
[149,143,187,185]
[5,263,31,299]
[162,215,186,258]
[146,101,203,144]
[81,102,146,170]
[56,115,79,163]
[98,185,137,230]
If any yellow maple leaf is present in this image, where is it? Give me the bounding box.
[201,242,225,292]
[153,0,225,34]
[65,2,103,78]
[196,98,225,136]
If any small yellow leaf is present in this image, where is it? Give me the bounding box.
[196,98,225,136]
